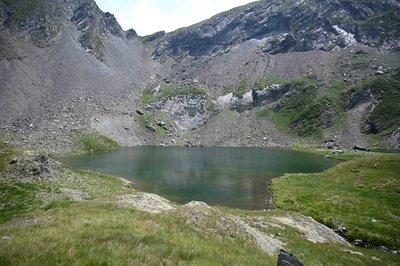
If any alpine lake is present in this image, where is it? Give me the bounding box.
[61,146,338,210]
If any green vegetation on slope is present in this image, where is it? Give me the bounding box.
[142,83,206,105]
[359,8,400,39]
[72,131,120,153]
[272,154,400,250]
[256,71,400,140]
[362,76,400,135]
[257,77,326,138]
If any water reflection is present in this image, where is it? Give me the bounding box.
[61,146,338,209]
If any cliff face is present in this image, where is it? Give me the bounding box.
[152,0,400,58]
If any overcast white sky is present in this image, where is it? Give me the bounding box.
[94,0,257,36]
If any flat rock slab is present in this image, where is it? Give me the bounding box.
[272,215,349,245]
[116,193,175,213]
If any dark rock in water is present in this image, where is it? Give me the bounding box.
[136,109,144,115]
[353,146,370,152]
[146,124,156,132]
[8,157,19,164]
[157,120,166,126]
[277,249,304,266]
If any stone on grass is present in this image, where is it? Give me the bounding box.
[277,249,304,266]
[8,157,19,164]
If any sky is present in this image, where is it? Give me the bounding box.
[94,0,257,36]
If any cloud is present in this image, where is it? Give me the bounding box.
[94,0,257,36]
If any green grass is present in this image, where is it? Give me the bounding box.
[291,144,372,161]
[0,143,20,172]
[233,80,249,98]
[350,54,370,70]
[272,154,400,250]
[0,202,275,265]
[72,131,120,153]
[0,183,45,223]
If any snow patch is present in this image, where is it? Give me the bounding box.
[333,25,357,46]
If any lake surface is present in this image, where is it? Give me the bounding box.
[61,146,338,209]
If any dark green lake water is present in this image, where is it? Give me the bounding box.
[61,146,338,209]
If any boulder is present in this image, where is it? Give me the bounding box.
[346,89,373,110]
[136,109,144,115]
[146,124,156,132]
[353,146,370,152]
[277,249,304,266]
[8,157,19,164]
[157,120,166,126]
[252,85,290,106]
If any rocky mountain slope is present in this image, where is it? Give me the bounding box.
[0,0,400,152]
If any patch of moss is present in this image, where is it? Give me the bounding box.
[350,54,370,70]
[0,183,44,223]
[233,80,249,98]
[72,131,120,153]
